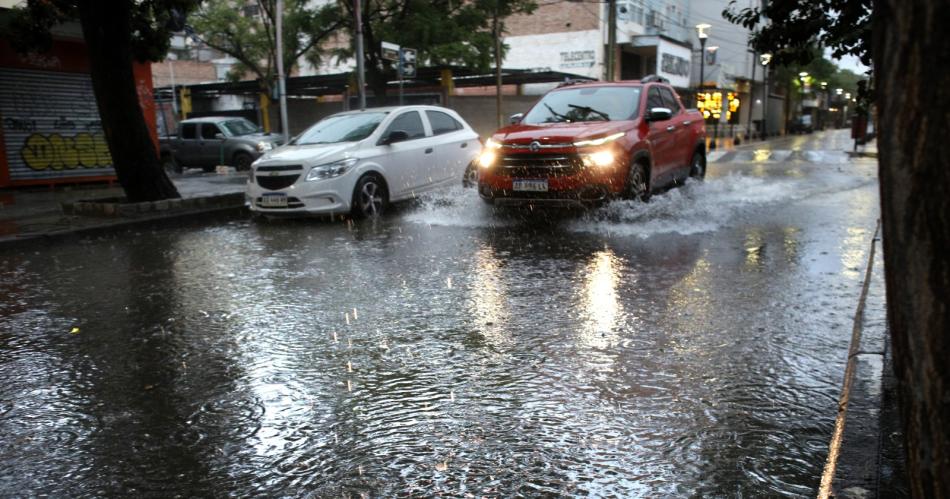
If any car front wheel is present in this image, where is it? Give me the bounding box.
[351,173,388,219]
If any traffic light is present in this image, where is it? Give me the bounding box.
[399,48,417,79]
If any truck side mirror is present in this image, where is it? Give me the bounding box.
[214,133,225,140]
[646,107,673,122]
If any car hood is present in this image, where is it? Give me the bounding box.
[256,142,357,165]
[492,121,635,145]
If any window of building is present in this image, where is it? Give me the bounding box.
[426,111,462,135]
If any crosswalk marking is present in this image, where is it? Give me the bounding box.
[709,149,870,164]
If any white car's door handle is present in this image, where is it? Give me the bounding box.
[460,142,468,148]
[425,148,434,154]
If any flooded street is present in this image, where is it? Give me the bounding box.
[0,133,881,496]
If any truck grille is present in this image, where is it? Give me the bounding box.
[498,154,584,177]
[256,174,300,190]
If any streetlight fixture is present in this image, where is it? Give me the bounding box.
[696,23,711,93]
[836,88,844,95]
[760,53,772,138]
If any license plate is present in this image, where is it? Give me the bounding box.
[512,179,548,192]
[261,193,288,207]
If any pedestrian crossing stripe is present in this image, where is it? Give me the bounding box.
[708,150,872,164]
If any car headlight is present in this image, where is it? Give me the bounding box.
[257,141,274,152]
[582,150,615,167]
[306,158,358,181]
[573,132,624,148]
[485,138,503,149]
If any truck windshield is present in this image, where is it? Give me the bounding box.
[220,119,259,136]
[292,112,388,145]
[522,86,641,124]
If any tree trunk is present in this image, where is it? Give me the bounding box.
[874,0,950,496]
[76,0,180,202]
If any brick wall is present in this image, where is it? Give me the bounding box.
[151,60,217,87]
[506,2,601,36]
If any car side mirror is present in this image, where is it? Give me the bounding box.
[214,133,225,139]
[381,129,410,145]
[646,107,673,122]
[509,113,524,125]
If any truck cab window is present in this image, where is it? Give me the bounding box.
[181,123,197,140]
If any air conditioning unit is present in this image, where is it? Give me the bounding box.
[646,10,664,30]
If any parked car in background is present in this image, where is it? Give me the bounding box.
[476,76,706,207]
[246,105,481,218]
[159,117,283,172]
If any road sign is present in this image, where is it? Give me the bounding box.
[399,48,417,79]
[381,41,400,62]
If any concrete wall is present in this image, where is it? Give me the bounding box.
[449,95,540,138]
[260,95,541,139]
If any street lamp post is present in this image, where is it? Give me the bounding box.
[760,53,772,138]
[695,24,710,148]
[696,24,710,95]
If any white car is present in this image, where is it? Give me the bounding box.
[246,105,481,218]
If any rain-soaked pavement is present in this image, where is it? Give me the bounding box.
[0,130,881,496]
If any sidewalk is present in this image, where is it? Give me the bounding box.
[0,169,249,247]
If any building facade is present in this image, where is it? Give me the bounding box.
[501,0,774,135]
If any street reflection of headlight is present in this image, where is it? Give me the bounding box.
[478,150,496,168]
[583,150,615,167]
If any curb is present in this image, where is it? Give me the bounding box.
[0,194,247,250]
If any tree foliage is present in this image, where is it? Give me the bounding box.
[189,0,342,90]
[723,0,872,101]
[8,0,199,63]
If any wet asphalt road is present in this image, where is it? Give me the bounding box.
[0,130,881,496]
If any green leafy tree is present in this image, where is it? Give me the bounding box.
[188,0,343,96]
[334,0,503,100]
[475,0,538,128]
[9,0,199,202]
[726,0,950,495]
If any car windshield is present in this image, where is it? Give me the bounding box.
[522,86,641,124]
[220,118,259,136]
[292,112,388,145]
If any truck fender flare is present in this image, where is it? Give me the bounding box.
[630,149,653,180]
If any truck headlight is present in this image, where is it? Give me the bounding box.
[478,150,496,168]
[582,150,615,167]
[257,141,274,152]
[306,158,358,181]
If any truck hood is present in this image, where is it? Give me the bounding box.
[492,121,636,145]
[256,142,357,165]
[235,132,282,144]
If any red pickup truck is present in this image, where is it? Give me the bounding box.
[476,76,706,206]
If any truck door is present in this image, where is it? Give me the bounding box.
[645,86,675,182]
[198,123,225,167]
[178,123,200,167]
[658,86,692,178]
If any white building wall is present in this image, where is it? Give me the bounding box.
[687,0,761,89]
[503,30,605,80]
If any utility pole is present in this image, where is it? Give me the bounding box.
[747,50,755,140]
[275,0,289,142]
[606,0,616,81]
[355,0,366,110]
[494,10,503,128]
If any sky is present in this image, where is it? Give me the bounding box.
[827,50,870,75]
